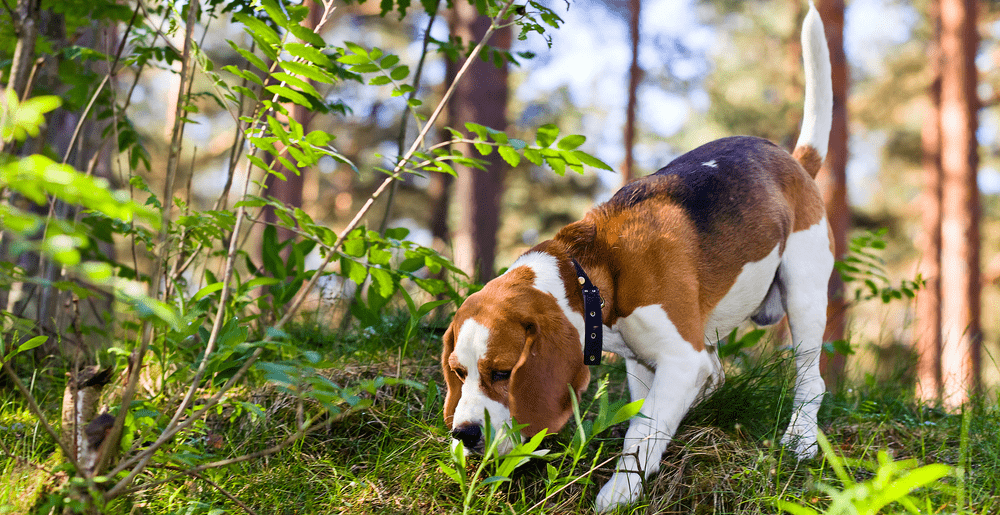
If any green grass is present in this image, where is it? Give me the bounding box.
[3,319,999,514]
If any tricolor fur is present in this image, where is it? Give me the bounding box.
[441,4,834,511]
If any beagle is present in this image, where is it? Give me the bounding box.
[441,4,833,511]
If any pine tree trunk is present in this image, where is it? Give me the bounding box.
[450,4,510,282]
[938,0,981,408]
[263,0,320,247]
[622,0,641,186]
[916,1,943,403]
[814,0,849,391]
[428,26,460,251]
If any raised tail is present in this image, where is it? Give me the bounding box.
[792,2,833,178]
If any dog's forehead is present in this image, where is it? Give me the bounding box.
[451,318,490,368]
[452,315,525,367]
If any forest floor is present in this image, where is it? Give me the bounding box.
[3,315,999,514]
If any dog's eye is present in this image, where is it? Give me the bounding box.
[453,367,467,382]
[491,370,511,383]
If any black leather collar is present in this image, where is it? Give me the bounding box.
[571,259,603,366]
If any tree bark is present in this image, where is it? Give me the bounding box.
[7,0,42,99]
[916,1,943,403]
[938,0,980,408]
[262,0,321,247]
[450,3,510,282]
[813,0,849,391]
[621,0,641,186]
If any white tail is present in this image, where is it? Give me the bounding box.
[794,2,833,164]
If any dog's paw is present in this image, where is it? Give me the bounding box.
[595,472,643,513]
[780,431,818,459]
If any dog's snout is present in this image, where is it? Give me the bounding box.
[451,423,483,449]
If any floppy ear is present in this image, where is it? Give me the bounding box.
[441,323,461,428]
[508,318,590,437]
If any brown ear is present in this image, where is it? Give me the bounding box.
[508,318,590,436]
[441,323,461,428]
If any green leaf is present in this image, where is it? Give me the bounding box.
[12,335,49,357]
[271,72,321,99]
[557,134,586,150]
[285,42,332,68]
[773,500,820,515]
[498,146,521,167]
[523,148,542,166]
[542,151,567,176]
[369,76,392,86]
[465,123,489,140]
[389,65,410,81]
[607,399,644,427]
[437,462,463,485]
[572,150,614,171]
[370,268,396,298]
[234,14,280,59]
[193,282,225,301]
[535,124,559,147]
[287,24,326,49]
[341,258,368,285]
[337,54,370,65]
[279,60,337,84]
[265,85,312,108]
[344,41,368,57]
[473,141,493,156]
[379,55,400,69]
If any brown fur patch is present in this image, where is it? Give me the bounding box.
[441,265,589,435]
[792,145,824,178]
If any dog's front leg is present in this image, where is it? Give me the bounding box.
[595,351,714,512]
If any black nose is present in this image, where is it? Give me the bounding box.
[451,423,483,449]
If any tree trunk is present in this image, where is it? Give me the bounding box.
[916,1,943,403]
[0,0,43,312]
[429,14,459,251]
[813,0,849,391]
[621,0,641,186]
[262,0,321,247]
[7,0,42,100]
[938,0,980,408]
[450,4,510,282]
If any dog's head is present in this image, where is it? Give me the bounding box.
[441,265,590,454]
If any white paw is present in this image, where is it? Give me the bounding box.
[595,472,643,513]
[780,431,818,459]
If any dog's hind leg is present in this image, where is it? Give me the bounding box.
[777,218,833,458]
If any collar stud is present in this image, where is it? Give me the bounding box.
[571,258,603,367]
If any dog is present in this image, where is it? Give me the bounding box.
[441,4,832,511]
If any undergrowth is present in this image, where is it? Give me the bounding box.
[3,320,998,514]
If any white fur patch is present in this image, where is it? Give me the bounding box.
[450,319,512,452]
[596,305,722,511]
[508,252,586,352]
[704,243,782,342]
[778,218,832,457]
[794,3,833,159]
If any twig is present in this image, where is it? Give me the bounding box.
[379,0,441,234]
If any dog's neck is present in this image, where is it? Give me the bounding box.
[525,221,616,322]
